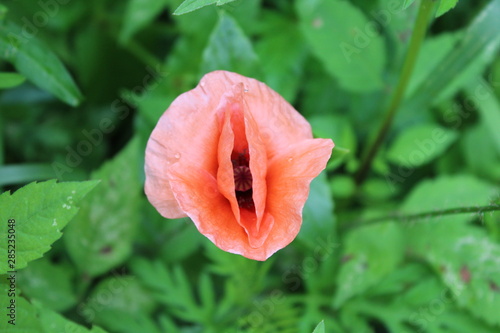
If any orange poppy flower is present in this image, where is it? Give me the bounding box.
[145,71,334,260]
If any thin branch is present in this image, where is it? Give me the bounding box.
[344,204,500,231]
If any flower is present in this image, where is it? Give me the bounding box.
[145,71,334,260]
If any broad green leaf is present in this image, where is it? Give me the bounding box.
[386,124,458,168]
[255,14,307,102]
[401,175,500,326]
[436,0,459,17]
[333,222,404,307]
[299,171,336,249]
[174,0,217,15]
[401,175,497,218]
[18,257,77,312]
[463,124,500,180]
[81,276,155,331]
[309,115,357,170]
[312,320,325,333]
[296,0,386,92]
[465,77,500,156]
[0,72,25,89]
[200,12,261,78]
[0,21,83,106]
[64,138,141,277]
[0,180,99,274]
[120,0,168,43]
[406,0,500,109]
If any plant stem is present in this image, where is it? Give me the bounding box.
[344,204,500,231]
[355,0,436,185]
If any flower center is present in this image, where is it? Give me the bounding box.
[232,150,254,210]
[234,166,252,191]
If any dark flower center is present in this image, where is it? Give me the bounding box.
[232,150,254,210]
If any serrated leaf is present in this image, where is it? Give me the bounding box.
[0,180,99,274]
[200,12,261,78]
[386,124,458,168]
[296,0,386,92]
[120,0,168,42]
[333,222,404,307]
[0,72,25,89]
[436,0,459,17]
[312,320,325,333]
[0,21,83,106]
[64,138,141,277]
[18,257,77,312]
[173,0,217,15]
[0,288,108,333]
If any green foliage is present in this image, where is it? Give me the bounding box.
[64,138,141,277]
[201,11,261,78]
[0,180,99,273]
[0,72,25,89]
[386,124,458,168]
[296,0,386,93]
[2,0,500,332]
[0,21,83,106]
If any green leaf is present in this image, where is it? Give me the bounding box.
[465,77,500,156]
[312,320,325,333]
[82,276,156,331]
[0,164,57,187]
[255,14,307,102]
[401,175,500,326]
[173,0,217,15]
[299,171,336,248]
[333,222,404,307]
[64,138,141,277]
[406,0,500,109]
[402,0,416,9]
[0,21,83,106]
[0,293,108,333]
[120,0,168,43]
[436,0,459,17]
[296,0,386,92]
[200,12,261,78]
[0,180,99,274]
[18,257,77,312]
[386,124,458,168]
[0,72,25,89]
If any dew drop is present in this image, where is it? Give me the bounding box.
[174,153,181,159]
[288,157,293,162]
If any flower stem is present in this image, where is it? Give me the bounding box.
[355,0,436,185]
[344,204,500,231]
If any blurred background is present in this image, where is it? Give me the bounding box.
[1,0,500,332]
